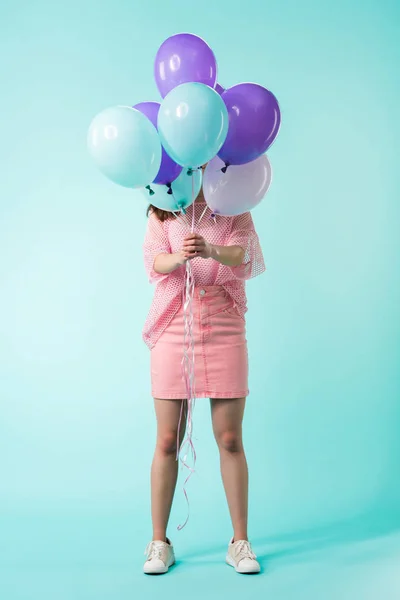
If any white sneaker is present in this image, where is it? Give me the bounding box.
[226,537,261,573]
[143,538,175,574]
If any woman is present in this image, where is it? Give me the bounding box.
[142,177,265,574]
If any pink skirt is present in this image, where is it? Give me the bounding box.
[150,285,249,399]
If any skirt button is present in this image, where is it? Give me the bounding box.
[200,289,206,296]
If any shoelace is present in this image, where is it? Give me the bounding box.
[144,541,166,561]
[234,540,257,562]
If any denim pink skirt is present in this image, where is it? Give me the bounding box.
[151,285,249,399]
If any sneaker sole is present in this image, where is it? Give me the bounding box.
[226,554,260,574]
[143,559,175,575]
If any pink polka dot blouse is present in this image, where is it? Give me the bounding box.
[142,200,265,349]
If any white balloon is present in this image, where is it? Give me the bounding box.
[203,155,272,216]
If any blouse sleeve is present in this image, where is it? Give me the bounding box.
[227,212,266,280]
[143,211,171,284]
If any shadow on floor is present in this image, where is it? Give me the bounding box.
[181,510,400,568]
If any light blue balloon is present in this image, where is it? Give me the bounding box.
[87,106,162,188]
[139,168,203,212]
[157,83,229,168]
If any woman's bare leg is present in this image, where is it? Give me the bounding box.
[210,397,248,541]
[151,398,187,541]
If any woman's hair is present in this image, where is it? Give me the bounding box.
[146,204,175,222]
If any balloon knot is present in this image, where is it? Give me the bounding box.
[221,162,230,174]
[145,185,155,196]
[210,210,218,223]
[187,167,201,176]
[166,182,173,195]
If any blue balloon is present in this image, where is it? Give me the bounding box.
[157,83,229,168]
[139,167,203,212]
[87,106,162,188]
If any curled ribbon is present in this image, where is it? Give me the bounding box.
[176,260,197,530]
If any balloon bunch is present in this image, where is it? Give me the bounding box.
[87,33,280,216]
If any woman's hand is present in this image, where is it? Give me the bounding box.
[174,249,192,266]
[182,233,213,260]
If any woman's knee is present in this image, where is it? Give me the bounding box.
[156,431,180,456]
[216,429,243,453]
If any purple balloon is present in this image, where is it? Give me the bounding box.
[154,33,217,98]
[218,83,281,166]
[133,101,182,185]
[215,83,225,95]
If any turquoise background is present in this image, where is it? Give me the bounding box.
[1,0,399,598]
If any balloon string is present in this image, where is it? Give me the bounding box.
[173,211,187,227]
[175,170,197,531]
[176,259,196,530]
[191,176,195,233]
[197,203,208,226]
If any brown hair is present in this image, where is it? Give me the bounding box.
[146,204,175,222]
